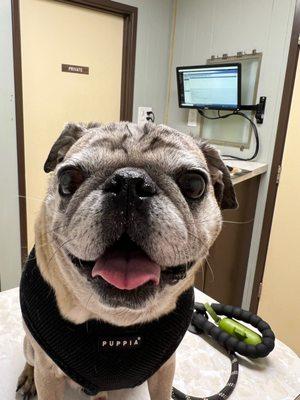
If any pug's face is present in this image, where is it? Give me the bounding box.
[43,122,237,310]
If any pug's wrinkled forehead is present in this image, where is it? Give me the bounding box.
[58,123,205,176]
[44,122,237,210]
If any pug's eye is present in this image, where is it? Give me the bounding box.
[58,168,85,197]
[177,171,207,200]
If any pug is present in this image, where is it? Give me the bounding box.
[17,122,237,400]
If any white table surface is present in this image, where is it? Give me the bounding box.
[225,160,268,185]
[0,288,299,400]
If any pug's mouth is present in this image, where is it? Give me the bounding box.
[67,234,194,308]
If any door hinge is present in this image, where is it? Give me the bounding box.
[258,282,263,298]
[276,164,282,185]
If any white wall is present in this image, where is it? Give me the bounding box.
[165,0,296,308]
[0,0,22,290]
[124,0,174,123]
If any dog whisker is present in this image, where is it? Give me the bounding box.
[33,239,59,250]
[223,219,254,224]
[204,256,215,283]
[46,237,78,268]
[18,194,63,216]
[85,292,95,311]
[187,214,254,226]
[18,194,46,202]
[38,224,69,239]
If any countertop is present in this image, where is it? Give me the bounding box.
[0,288,299,400]
[225,160,268,185]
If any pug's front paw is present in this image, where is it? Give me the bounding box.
[16,363,36,399]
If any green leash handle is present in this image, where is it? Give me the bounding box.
[204,302,262,345]
[172,302,275,400]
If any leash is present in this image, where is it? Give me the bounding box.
[171,302,275,400]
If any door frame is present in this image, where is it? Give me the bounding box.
[250,0,300,312]
[11,0,138,261]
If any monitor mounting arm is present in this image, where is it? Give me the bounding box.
[238,96,266,124]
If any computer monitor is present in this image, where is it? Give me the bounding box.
[177,63,241,111]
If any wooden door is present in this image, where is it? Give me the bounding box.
[19,0,124,248]
[258,57,300,356]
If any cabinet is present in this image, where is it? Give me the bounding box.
[195,172,262,306]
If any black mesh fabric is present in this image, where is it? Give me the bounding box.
[20,249,194,393]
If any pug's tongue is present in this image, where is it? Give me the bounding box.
[92,250,161,290]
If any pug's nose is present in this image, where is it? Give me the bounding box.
[104,168,157,200]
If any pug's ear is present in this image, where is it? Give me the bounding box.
[44,122,100,173]
[199,142,238,209]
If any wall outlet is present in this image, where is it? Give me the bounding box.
[138,107,153,124]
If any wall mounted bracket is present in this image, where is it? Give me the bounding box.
[239,96,267,124]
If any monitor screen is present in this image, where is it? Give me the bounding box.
[177,63,241,110]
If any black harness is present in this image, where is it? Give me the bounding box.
[20,249,194,395]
